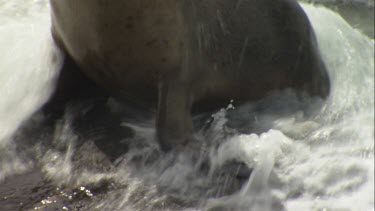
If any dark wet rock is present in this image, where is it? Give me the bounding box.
[71,141,115,172]
[208,161,253,197]
[64,100,135,162]
[30,178,121,211]
[0,170,54,211]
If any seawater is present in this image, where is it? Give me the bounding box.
[0,1,373,211]
[0,0,63,179]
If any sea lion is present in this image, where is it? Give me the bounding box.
[49,0,330,151]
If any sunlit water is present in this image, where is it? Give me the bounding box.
[0,1,373,211]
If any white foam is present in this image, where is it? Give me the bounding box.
[207,130,293,210]
[0,1,63,145]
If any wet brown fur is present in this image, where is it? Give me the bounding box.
[50,0,330,151]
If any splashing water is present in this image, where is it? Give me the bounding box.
[0,1,373,211]
[0,0,63,180]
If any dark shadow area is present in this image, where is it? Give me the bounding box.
[38,55,139,161]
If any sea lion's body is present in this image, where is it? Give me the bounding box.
[50,0,184,100]
[50,0,330,151]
